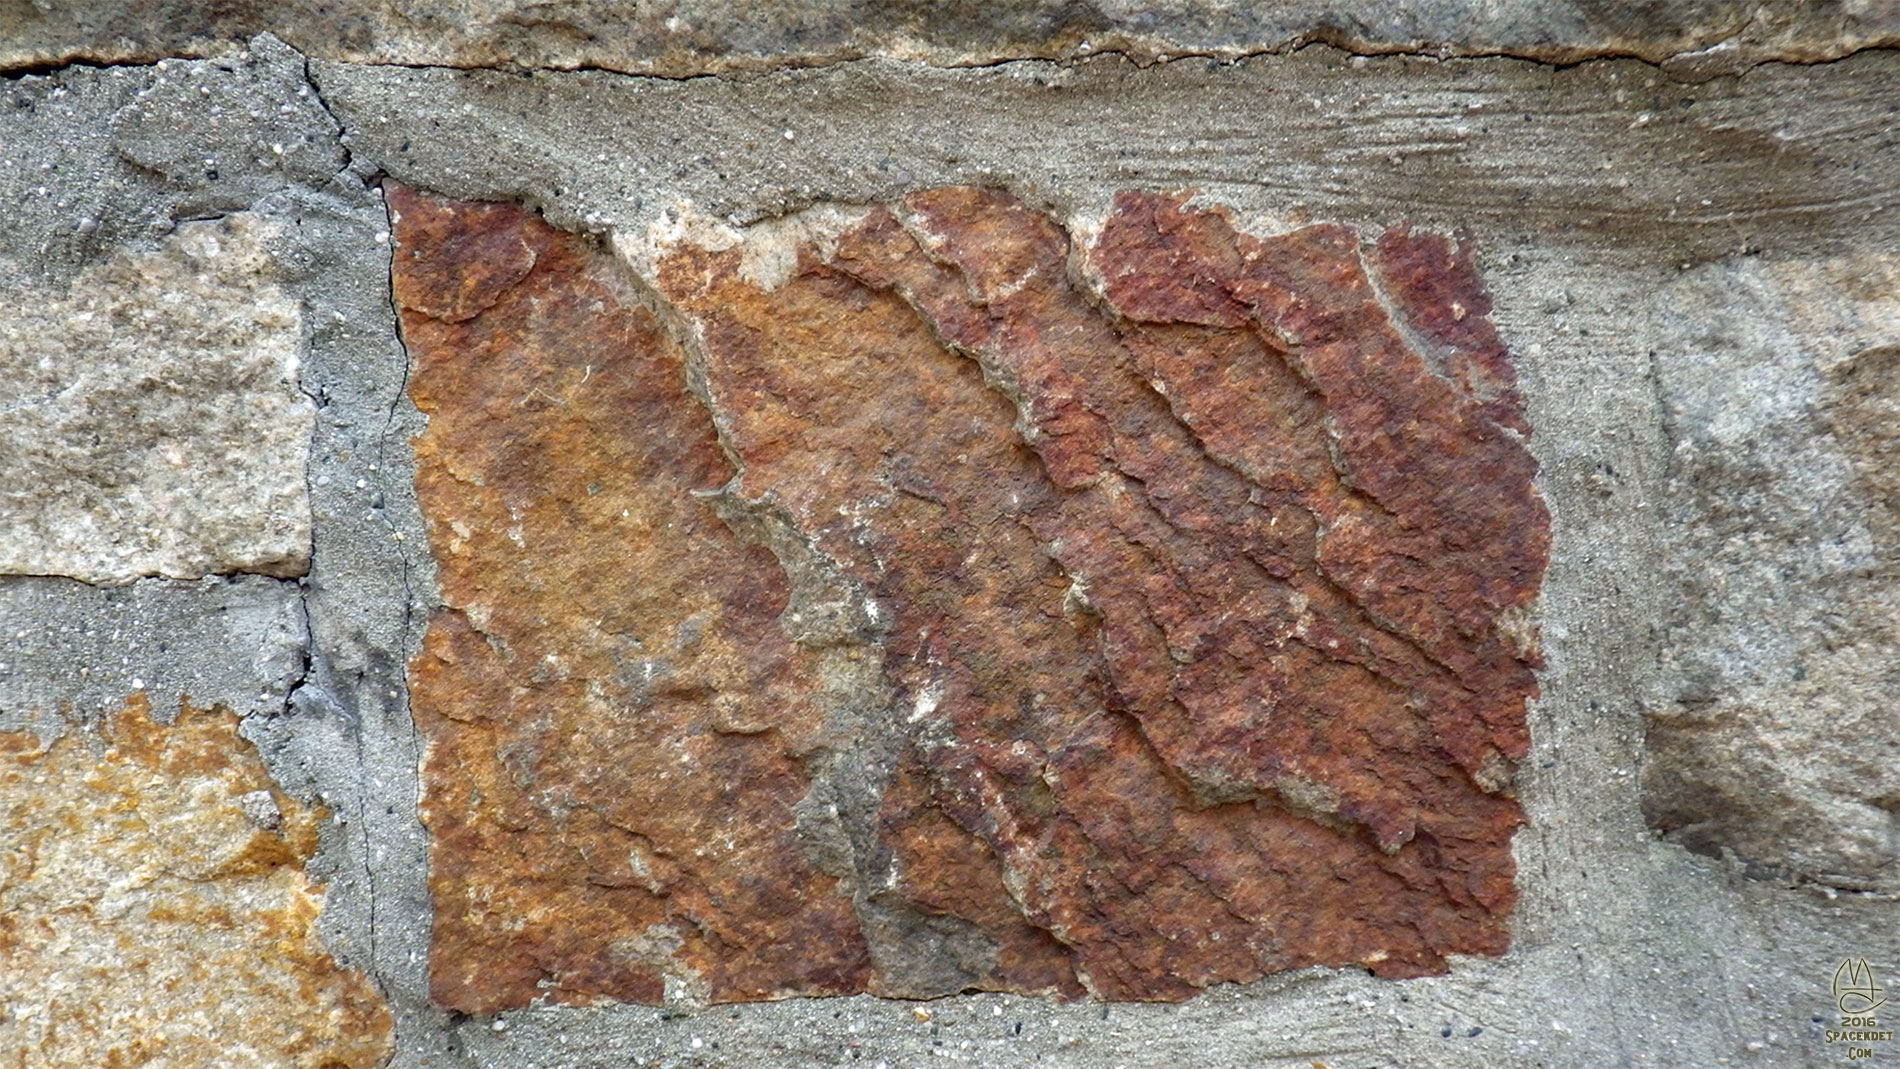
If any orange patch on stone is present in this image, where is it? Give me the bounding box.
[394,188,869,1012]
[0,695,392,1068]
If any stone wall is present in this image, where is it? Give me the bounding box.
[2,6,1897,1067]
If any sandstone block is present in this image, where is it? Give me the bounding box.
[1644,254,1900,889]
[395,186,1547,1009]
[0,214,313,584]
[0,696,392,1068]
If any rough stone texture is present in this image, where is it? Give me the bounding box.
[8,27,1900,1069]
[0,212,313,584]
[0,695,392,1068]
[395,188,869,1013]
[308,51,1900,1067]
[398,181,1546,1009]
[1644,253,1900,890]
[3,2,1898,77]
[1,38,451,1066]
[0,574,307,737]
[314,47,1900,918]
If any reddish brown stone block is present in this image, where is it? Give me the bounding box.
[394,188,870,1013]
[395,184,1547,1010]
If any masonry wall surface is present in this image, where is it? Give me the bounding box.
[2,7,1897,1068]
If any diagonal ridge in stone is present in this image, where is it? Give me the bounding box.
[392,183,1549,1011]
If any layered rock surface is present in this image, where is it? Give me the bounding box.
[396,185,1547,1009]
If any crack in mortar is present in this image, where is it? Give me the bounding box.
[260,39,444,1056]
[299,44,390,992]
[7,35,1900,87]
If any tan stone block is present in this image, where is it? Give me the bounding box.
[0,214,312,584]
[0,696,392,1068]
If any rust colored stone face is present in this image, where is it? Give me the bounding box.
[395,184,1547,1011]
[394,188,869,1013]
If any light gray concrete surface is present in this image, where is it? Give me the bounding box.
[311,48,1900,265]
[0,574,306,735]
[3,29,1897,1069]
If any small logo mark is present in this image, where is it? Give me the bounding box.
[1836,958,1887,1016]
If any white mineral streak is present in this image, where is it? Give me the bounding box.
[0,213,312,583]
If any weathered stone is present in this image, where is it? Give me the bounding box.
[3,2,1896,76]
[1644,253,1900,889]
[0,29,1878,1065]
[400,184,1545,1007]
[394,189,870,1013]
[662,188,1543,995]
[0,213,313,584]
[0,695,392,1067]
